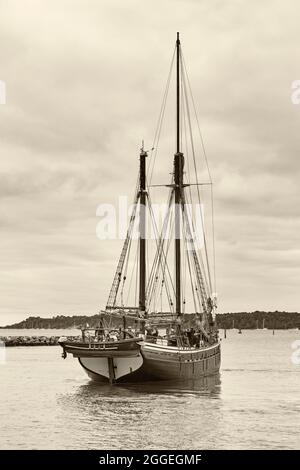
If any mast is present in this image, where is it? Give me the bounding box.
[174,32,184,317]
[139,146,147,314]
[176,32,180,154]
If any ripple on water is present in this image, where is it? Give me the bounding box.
[1,330,300,449]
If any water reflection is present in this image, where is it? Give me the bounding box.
[58,373,221,416]
[76,372,220,397]
[122,373,222,396]
[56,374,222,449]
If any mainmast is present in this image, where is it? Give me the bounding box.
[174,32,184,317]
[139,146,147,315]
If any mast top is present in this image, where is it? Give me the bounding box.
[176,32,180,44]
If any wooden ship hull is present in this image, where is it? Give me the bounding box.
[140,341,220,381]
[74,341,220,383]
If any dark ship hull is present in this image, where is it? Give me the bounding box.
[78,341,220,383]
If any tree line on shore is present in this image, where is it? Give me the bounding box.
[1,311,300,330]
[217,311,300,329]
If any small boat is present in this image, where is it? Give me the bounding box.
[60,33,221,383]
[59,323,145,383]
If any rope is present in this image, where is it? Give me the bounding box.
[180,53,212,295]
[148,46,176,186]
[124,238,139,307]
[181,78,210,298]
[181,51,217,296]
[146,188,175,312]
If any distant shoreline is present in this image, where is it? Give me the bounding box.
[1,311,300,330]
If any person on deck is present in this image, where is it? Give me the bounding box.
[152,327,158,343]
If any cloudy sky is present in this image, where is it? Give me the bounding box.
[0,0,299,325]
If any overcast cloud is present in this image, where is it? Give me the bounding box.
[0,0,299,325]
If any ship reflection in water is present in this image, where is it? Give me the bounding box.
[74,373,221,400]
[56,374,222,450]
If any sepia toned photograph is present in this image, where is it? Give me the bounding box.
[0,0,299,460]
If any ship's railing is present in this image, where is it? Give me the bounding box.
[145,339,219,353]
[145,334,211,349]
[80,327,140,344]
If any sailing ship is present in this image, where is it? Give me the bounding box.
[59,33,221,383]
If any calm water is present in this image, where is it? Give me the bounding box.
[0,329,299,450]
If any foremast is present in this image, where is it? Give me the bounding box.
[105,146,148,324]
[139,146,147,317]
